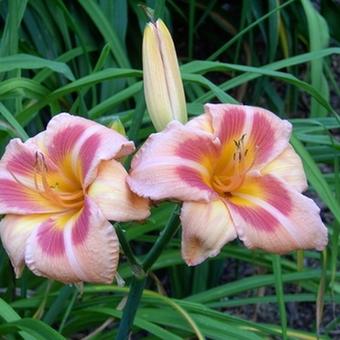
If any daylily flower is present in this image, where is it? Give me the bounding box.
[0,113,149,283]
[143,19,187,131]
[128,104,328,265]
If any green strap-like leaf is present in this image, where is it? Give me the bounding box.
[0,54,75,81]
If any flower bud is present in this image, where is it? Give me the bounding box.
[108,118,126,136]
[143,19,187,131]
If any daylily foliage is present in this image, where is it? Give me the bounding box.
[0,113,149,284]
[128,104,328,266]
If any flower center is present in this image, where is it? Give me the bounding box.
[33,152,84,210]
[211,134,250,196]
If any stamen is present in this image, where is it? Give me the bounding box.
[8,169,33,190]
[59,201,84,209]
[57,190,84,200]
[212,133,251,195]
[213,176,229,191]
[7,151,84,210]
[35,152,48,172]
[33,152,84,208]
[212,173,244,194]
[34,153,58,197]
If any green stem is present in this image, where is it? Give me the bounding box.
[142,205,180,272]
[272,255,287,340]
[116,204,181,338]
[116,276,146,340]
[114,223,144,277]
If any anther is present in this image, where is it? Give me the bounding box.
[234,139,242,148]
[35,152,48,173]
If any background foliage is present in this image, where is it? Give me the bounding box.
[0,0,339,338]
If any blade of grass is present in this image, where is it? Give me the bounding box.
[0,318,65,340]
[208,0,296,60]
[301,0,330,117]
[187,270,334,303]
[188,0,195,59]
[17,68,142,126]
[0,103,29,140]
[82,307,182,340]
[0,0,28,57]
[188,48,340,104]
[291,135,340,225]
[0,298,35,340]
[268,0,280,62]
[78,0,130,69]
[0,54,75,81]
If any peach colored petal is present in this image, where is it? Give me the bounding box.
[262,144,307,193]
[26,131,47,152]
[226,175,328,253]
[181,200,237,266]
[44,113,135,188]
[205,104,292,170]
[68,198,119,284]
[186,113,213,133]
[25,197,119,284]
[128,120,218,202]
[0,214,47,277]
[88,159,150,222]
[0,139,63,214]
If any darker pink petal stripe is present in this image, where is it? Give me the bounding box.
[176,135,218,162]
[72,198,90,245]
[259,175,292,215]
[37,218,65,256]
[229,203,279,232]
[48,124,86,164]
[79,133,100,180]
[250,112,275,164]
[177,166,214,193]
[0,179,38,211]
[7,149,36,175]
[218,107,246,144]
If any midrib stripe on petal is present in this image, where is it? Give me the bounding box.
[231,192,301,246]
[242,106,254,145]
[64,219,89,282]
[136,156,211,177]
[70,124,102,182]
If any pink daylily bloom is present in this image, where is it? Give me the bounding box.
[128,104,328,266]
[0,113,150,283]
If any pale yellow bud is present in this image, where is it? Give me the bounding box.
[142,19,187,131]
